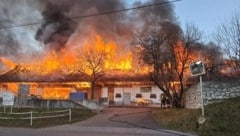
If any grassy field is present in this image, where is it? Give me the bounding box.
[153,97,240,136]
[0,107,96,128]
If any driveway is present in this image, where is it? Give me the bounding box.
[0,107,195,136]
[74,107,160,129]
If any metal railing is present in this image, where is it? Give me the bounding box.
[0,109,71,126]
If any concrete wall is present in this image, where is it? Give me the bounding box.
[185,81,240,109]
[0,97,85,109]
[102,85,163,105]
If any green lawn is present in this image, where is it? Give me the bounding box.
[153,97,240,136]
[0,107,96,128]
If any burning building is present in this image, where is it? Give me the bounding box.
[0,34,163,104]
[0,0,180,105]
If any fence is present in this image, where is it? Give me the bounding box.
[0,109,71,126]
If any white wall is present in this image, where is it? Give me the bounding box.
[100,85,163,104]
[114,87,123,103]
[151,86,163,103]
[118,86,163,104]
[101,87,108,98]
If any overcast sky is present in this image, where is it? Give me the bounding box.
[174,0,240,40]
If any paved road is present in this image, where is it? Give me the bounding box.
[0,107,195,136]
[0,126,195,136]
[75,107,160,129]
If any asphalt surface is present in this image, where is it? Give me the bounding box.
[0,107,195,136]
[75,107,160,129]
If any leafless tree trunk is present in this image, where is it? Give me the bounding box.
[172,23,202,107]
[76,45,106,99]
[134,22,202,108]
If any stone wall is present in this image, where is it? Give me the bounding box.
[185,81,240,109]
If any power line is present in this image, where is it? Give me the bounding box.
[0,0,181,30]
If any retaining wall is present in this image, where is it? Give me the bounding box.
[185,81,240,109]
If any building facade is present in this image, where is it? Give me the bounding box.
[0,81,164,106]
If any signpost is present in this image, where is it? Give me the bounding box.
[190,61,206,124]
[190,61,206,76]
[3,92,14,106]
[0,91,14,113]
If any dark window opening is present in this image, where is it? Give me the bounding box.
[136,93,142,98]
[150,94,156,99]
[115,93,122,98]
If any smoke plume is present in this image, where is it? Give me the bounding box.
[0,0,176,62]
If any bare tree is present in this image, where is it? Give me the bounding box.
[192,42,224,80]
[134,22,202,108]
[76,44,106,99]
[171,23,202,107]
[216,13,240,67]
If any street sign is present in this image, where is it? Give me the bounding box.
[190,60,206,118]
[1,91,14,106]
[190,61,206,76]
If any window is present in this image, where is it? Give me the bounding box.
[136,93,142,98]
[150,94,156,99]
[115,93,122,98]
[140,86,152,93]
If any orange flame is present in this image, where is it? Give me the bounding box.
[14,34,135,76]
[0,34,149,99]
[93,35,133,70]
[0,57,16,74]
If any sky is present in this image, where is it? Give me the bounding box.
[174,0,240,41]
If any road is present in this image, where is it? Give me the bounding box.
[75,107,160,129]
[0,126,194,136]
[0,107,195,136]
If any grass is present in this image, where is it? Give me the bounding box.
[0,107,96,128]
[153,97,240,136]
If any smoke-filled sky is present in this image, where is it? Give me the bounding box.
[0,0,175,63]
[1,0,240,65]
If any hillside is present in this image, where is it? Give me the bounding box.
[153,97,240,136]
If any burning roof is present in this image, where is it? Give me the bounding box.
[0,0,175,63]
[0,64,152,83]
[0,1,180,83]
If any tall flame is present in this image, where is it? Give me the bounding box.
[93,35,132,70]
[0,34,147,99]
[24,34,134,75]
[0,57,16,74]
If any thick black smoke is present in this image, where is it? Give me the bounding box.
[0,0,176,61]
[133,0,176,32]
[35,0,77,51]
[35,0,128,51]
[36,0,176,50]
